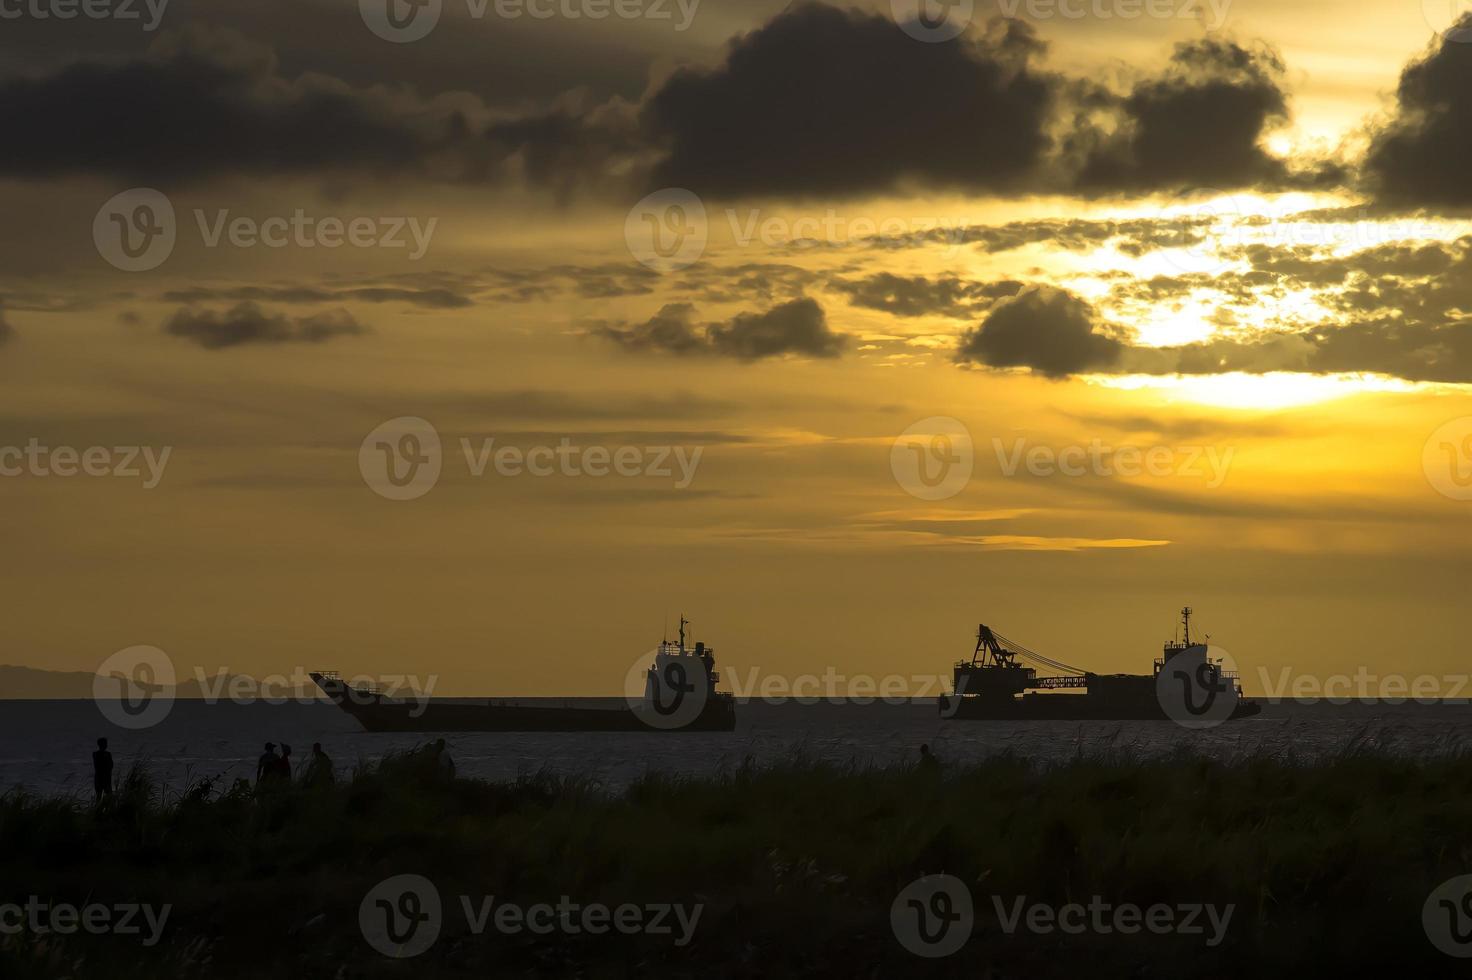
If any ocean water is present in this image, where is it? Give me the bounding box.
[5,698,1472,798]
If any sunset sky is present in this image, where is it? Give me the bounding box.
[1,0,1469,695]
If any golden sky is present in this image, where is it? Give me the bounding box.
[0,0,1468,695]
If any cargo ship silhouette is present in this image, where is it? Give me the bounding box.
[310,618,736,732]
[939,608,1261,722]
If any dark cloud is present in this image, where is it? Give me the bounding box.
[1365,16,1472,208]
[594,298,844,360]
[956,286,1126,378]
[457,265,660,304]
[161,285,473,308]
[0,0,657,110]
[1231,240,1461,290]
[485,98,647,199]
[0,306,13,345]
[953,282,1472,383]
[643,5,1061,198]
[708,297,843,359]
[591,303,707,355]
[1099,236,1472,332]
[0,29,488,184]
[834,274,1024,318]
[1296,318,1472,383]
[833,216,1219,258]
[1072,38,1326,193]
[675,263,820,305]
[1118,321,1472,384]
[164,302,367,350]
[0,6,1343,203]
[638,24,1321,200]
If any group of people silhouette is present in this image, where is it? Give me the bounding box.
[89,736,336,802]
[256,741,335,788]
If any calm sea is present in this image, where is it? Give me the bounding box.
[5,699,1472,798]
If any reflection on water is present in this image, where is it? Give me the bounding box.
[5,698,1472,798]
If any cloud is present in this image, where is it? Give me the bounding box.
[642,5,1061,198]
[594,298,844,361]
[0,28,490,184]
[952,282,1472,383]
[1073,38,1304,192]
[642,8,1326,200]
[1365,16,1472,208]
[591,302,707,355]
[1139,316,1472,384]
[161,285,473,308]
[835,274,1024,318]
[0,306,12,345]
[676,263,820,305]
[956,286,1126,377]
[708,297,844,359]
[0,8,1340,204]
[164,302,367,349]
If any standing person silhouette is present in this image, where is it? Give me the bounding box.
[276,744,293,782]
[256,742,279,784]
[433,738,454,779]
[304,743,334,786]
[92,738,114,803]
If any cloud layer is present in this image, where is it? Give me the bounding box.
[593,298,843,360]
[0,5,1350,201]
[164,302,367,349]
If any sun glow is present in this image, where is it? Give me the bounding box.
[1092,372,1417,410]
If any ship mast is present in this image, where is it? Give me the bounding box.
[1181,606,1194,647]
[678,615,688,654]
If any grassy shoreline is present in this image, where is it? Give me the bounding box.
[3,746,1469,976]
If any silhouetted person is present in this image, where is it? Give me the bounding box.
[275,743,293,782]
[304,742,334,786]
[919,743,940,773]
[256,742,279,784]
[92,738,114,802]
[432,738,454,779]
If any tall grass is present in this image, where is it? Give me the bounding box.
[2,745,1469,977]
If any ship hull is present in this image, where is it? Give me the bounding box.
[940,694,1262,722]
[308,673,737,733]
[330,698,738,733]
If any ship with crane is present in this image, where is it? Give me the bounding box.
[939,608,1261,722]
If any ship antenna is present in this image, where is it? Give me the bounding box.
[679,615,688,654]
[1182,606,1193,646]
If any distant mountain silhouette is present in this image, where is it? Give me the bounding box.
[0,665,317,700]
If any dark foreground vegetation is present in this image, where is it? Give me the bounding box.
[2,745,1469,977]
